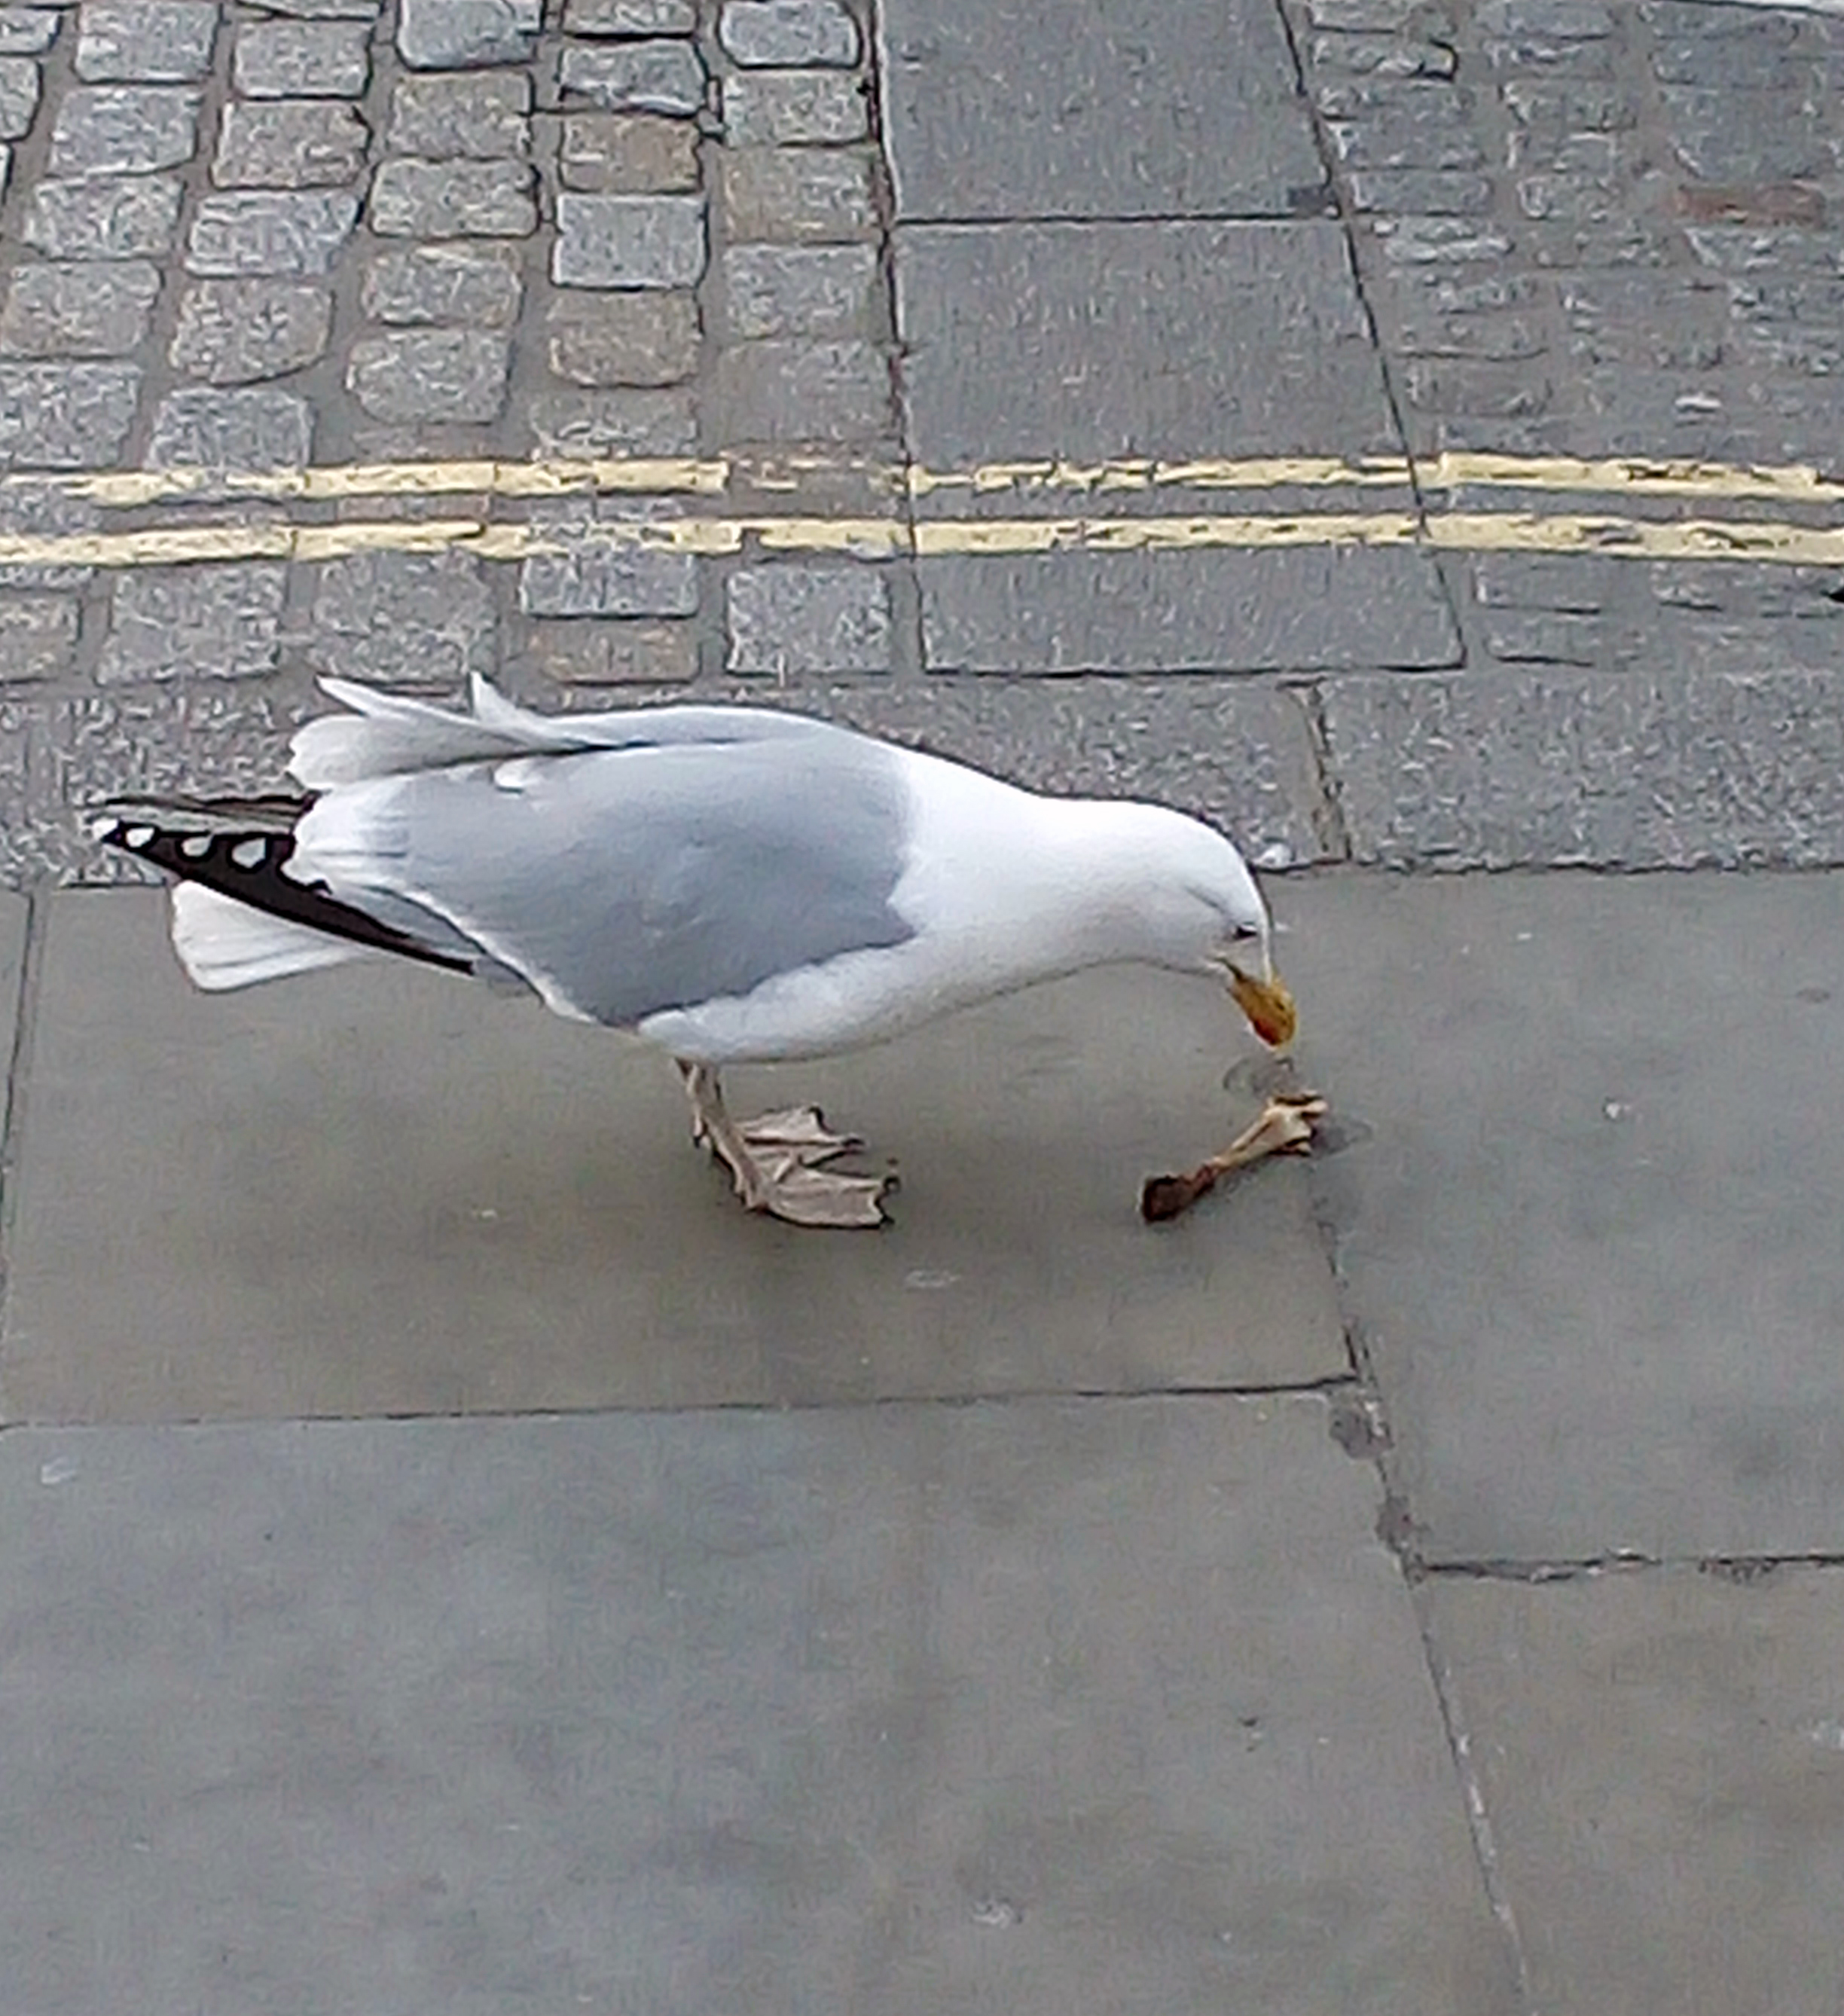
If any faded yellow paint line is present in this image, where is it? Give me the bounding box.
[7,509,1844,570]
[11,446,1844,512]
[27,456,733,509]
[1422,451,1844,504]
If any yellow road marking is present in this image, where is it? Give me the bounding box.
[6,509,1844,570]
[9,446,1844,512]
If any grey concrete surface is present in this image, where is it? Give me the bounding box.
[1282,869,1844,1562]
[915,546,1461,674]
[1430,1569,1844,2016]
[877,0,1326,221]
[0,1397,1514,2016]
[0,887,26,1226]
[1323,669,1844,871]
[3,890,1346,1423]
[895,221,1403,475]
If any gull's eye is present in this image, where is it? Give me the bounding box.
[1229,922,1262,943]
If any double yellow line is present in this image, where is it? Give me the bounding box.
[2,449,1842,570]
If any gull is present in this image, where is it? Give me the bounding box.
[93,676,1296,1229]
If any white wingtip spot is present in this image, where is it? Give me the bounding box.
[229,837,267,869]
[88,815,120,842]
[123,825,155,849]
[180,833,211,858]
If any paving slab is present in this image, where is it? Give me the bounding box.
[917,546,1462,674]
[896,222,1404,473]
[2,890,1347,1423]
[1429,1568,1844,2016]
[0,885,29,1263]
[1281,869,1844,1562]
[877,0,1327,221]
[1322,669,1844,870]
[0,1397,1514,2014]
[894,222,1458,672]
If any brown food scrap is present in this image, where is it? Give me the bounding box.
[1141,1092,1328,1223]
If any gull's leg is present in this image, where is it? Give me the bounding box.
[677,1058,715,1148]
[673,1060,893,1229]
[676,1064,864,1165]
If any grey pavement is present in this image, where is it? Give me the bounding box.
[5,0,1844,2010]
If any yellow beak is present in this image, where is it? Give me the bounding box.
[1229,970,1296,1049]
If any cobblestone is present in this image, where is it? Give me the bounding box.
[518,509,698,617]
[308,549,497,689]
[169,278,332,383]
[719,146,877,242]
[1482,34,1615,76]
[386,72,529,157]
[1473,552,1609,612]
[1500,78,1636,132]
[48,86,201,176]
[368,158,537,237]
[0,363,139,468]
[0,479,100,587]
[722,70,867,145]
[361,243,523,327]
[397,0,540,70]
[527,617,697,686]
[1663,87,1829,184]
[1653,35,1806,91]
[213,102,370,188]
[557,111,698,191]
[145,386,315,473]
[185,191,360,276]
[1479,0,1610,37]
[1349,170,1492,213]
[712,336,887,440]
[23,176,184,258]
[1482,611,1604,664]
[1308,34,1457,81]
[553,191,706,288]
[1303,0,1432,26]
[563,0,695,31]
[0,11,60,58]
[0,598,80,684]
[1323,93,1484,169]
[240,0,380,13]
[526,386,695,454]
[0,262,161,359]
[347,328,511,421]
[560,40,706,116]
[547,291,698,384]
[75,2,219,82]
[726,564,890,675]
[719,0,859,68]
[720,242,876,337]
[99,565,289,684]
[231,19,372,98]
[0,51,39,136]
[1372,215,1512,264]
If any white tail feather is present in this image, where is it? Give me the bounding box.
[289,676,602,789]
[170,882,370,991]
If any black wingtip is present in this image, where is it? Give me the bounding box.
[93,813,472,976]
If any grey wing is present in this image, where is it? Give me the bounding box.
[347,732,917,1026]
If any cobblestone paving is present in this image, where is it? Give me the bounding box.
[0,0,1841,879]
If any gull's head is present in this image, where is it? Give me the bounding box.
[1088,801,1296,1049]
